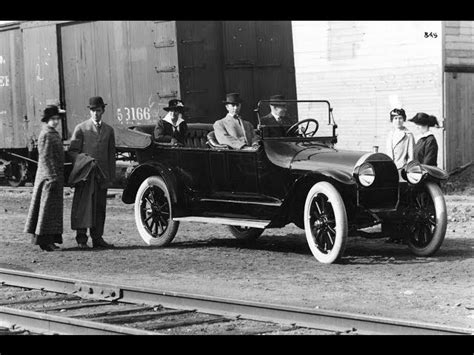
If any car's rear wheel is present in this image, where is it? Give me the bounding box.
[227,226,264,240]
[134,176,179,246]
[304,181,348,264]
[406,182,447,256]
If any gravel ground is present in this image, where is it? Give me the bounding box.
[0,184,473,331]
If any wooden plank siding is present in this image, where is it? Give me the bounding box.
[58,21,180,146]
[444,72,474,171]
[0,26,26,148]
[291,21,445,167]
[444,21,474,66]
[443,21,474,171]
[21,23,61,142]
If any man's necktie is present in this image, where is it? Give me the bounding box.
[234,116,248,145]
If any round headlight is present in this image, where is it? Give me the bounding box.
[357,163,375,187]
[406,162,424,184]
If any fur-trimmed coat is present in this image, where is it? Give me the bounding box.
[24,125,64,235]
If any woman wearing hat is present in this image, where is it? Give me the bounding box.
[154,99,188,146]
[385,108,415,170]
[24,105,65,251]
[409,112,439,166]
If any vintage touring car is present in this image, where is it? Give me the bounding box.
[121,100,449,264]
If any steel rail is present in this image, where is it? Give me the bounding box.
[0,268,472,335]
[0,306,160,335]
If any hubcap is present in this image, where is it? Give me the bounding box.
[407,188,436,247]
[140,186,170,238]
[309,193,336,254]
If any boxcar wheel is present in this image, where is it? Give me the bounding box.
[304,181,348,264]
[406,182,447,256]
[227,226,264,240]
[6,160,28,187]
[134,176,179,246]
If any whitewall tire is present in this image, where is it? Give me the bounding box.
[134,176,179,246]
[303,181,348,263]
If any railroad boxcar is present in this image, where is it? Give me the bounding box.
[0,20,297,186]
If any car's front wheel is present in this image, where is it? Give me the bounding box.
[406,182,447,256]
[227,226,264,240]
[303,181,348,263]
[134,176,179,246]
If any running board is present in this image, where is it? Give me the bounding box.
[173,216,270,229]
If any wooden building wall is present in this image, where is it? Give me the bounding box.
[58,21,181,145]
[443,21,474,171]
[0,24,26,148]
[21,22,62,141]
[292,21,445,167]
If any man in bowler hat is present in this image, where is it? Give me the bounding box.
[68,96,116,249]
[213,93,260,150]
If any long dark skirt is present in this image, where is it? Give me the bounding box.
[31,234,63,245]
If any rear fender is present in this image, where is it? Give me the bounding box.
[122,162,179,205]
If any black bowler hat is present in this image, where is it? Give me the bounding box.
[269,94,287,106]
[223,93,243,104]
[409,112,439,127]
[87,96,107,109]
[163,99,188,112]
[41,105,65,122]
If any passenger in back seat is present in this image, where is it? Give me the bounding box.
[214,93,260,150]
[154,99,188,146]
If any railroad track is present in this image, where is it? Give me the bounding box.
[0,268,471,335]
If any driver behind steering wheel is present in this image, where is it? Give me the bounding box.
[259,94,298,137]
[260,95,294,126]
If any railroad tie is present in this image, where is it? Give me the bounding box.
[89,308,195,324]
[34,300,113,313]
[70,305,154,319]
[0,295,80,307]
[142,316,232,331]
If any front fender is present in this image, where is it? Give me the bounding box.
[121,161,179,205]
[270,171,356,229]
[401,163,449,184]
[422,164,449,181]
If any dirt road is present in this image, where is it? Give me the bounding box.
[0,187,472,330]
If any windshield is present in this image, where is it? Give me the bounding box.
[255,100,336,140]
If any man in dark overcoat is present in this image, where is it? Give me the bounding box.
[68,96,116,249]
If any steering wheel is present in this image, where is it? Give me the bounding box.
[286,119,319,138]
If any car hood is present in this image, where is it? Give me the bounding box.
[264,141,367,170]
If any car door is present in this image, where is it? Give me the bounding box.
[208,149,259,196]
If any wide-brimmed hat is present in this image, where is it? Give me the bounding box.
[409,112,439,127]
[87,96,107,109]
[163,99,188,112]
[223,93,243,104]
[41,105,65,122]
[269,94,287,106]
[390,108,406,120]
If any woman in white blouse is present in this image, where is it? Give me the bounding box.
[385,108,415,170]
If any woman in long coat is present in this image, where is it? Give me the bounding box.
[385,108,415,170]
[24,105,65,251]
[408,112,439,167]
